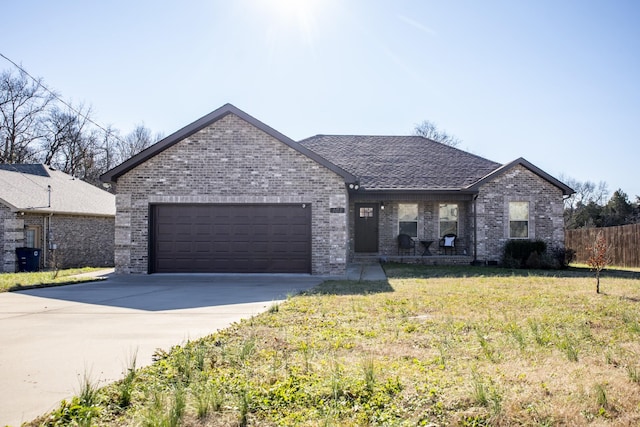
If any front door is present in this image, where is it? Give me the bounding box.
[355,203,379,252]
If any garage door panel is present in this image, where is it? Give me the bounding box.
[152,204,311,273]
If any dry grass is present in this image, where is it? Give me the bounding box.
[0,267,106,292]
[34,264,640,426]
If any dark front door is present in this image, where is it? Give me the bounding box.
[354,203,379,253]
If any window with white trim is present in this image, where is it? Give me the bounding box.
[439,203,458,237]
[509,202,529,238]
[398,203,418,238]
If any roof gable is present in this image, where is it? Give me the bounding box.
[298,135,501,190]
[101,104,356,184]
[466,157,575,195]
[0,164,115,216]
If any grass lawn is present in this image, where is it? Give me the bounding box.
[32,264,640,426]
[0,267,108,292]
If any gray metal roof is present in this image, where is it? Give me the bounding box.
[298,135,503,191]
[0,165,115,216]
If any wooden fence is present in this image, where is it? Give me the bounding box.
[565,224,640,268]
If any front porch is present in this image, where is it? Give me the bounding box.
[350,195,478,265]
[352,254,474,266]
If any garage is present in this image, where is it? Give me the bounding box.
[150,204,311,273]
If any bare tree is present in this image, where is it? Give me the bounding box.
[116,123,158,161]
[0,67,161,188]
[0,69,55,162]
[96,124,122,172]
[42,104,97,179]
[413,120,461,147]
[561,176,609,211]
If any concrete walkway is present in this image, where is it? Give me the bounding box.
[346,262,388,281]
[0,273,324,426]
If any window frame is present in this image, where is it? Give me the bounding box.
[509,201,530,239]
[438,203,458,238]
[398,203,418,238]
[25,226,42,248]
[359,207,374,218]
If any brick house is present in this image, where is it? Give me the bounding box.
[101,104,573,275]
[0,164,115,272]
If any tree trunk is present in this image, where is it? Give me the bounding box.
[596,273,600,294]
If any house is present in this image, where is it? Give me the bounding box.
[100,104,573,275]
[0,164,115,272]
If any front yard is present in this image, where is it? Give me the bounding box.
[0,268,107,292]
[32,264,640,426]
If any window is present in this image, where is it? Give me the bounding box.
[359,207,374,218]
[439,203,458,237]
[509,202,529,238]
[25,226,41,248]
[398,203,418,237]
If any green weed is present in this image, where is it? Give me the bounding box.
[117,350,138,408]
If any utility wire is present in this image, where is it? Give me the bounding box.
[0,51,127,145]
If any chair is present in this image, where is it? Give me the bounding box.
[397,234,416,255]
[440,233,456,255]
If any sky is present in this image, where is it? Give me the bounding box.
[2,0,639,200]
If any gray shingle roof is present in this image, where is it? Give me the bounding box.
[0,164,115,216]
[298,135,502,190]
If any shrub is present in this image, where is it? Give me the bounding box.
[502,240,547,268]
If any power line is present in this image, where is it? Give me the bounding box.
[0,51,126,145]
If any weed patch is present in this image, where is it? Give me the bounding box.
[28,265,640,426]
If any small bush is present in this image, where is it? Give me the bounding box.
[546,245,575,269]
[502,240,547,269]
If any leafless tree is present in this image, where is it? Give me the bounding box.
[42,104,97,179]
[117,123,159,161]
[0,69,55,162]
[561,175,609,211]
[413,120,461,147]
[1,67,161,187]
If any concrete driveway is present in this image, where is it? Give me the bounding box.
[0,273,324,426]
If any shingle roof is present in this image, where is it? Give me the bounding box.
[0,164,50,177]
[298,135,502,190]
[0,164,115,216]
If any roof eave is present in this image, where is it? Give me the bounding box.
[0,197,20,212]
[466,157,575,196]
[18,208,115,217]
[100,104,357,184]
[359,187,478,194]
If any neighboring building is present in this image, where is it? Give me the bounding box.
[101,104,573,276]
[0,164,115,272]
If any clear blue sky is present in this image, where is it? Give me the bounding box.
[3,0,639,199]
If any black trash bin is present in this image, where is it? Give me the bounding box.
[15,247,41,272]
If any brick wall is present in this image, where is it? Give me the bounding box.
[349,200,472,258]
[1,207,114,272]
[1,205,23,272]
[115,113,348,275]
[475,165,565,262]
[47,215,114,269]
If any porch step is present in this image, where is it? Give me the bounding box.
[353,254,474,266]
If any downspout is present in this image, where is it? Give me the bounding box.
[46,213,53,269]
[43,215,47,267]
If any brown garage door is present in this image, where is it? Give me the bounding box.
[150,204,311,273]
